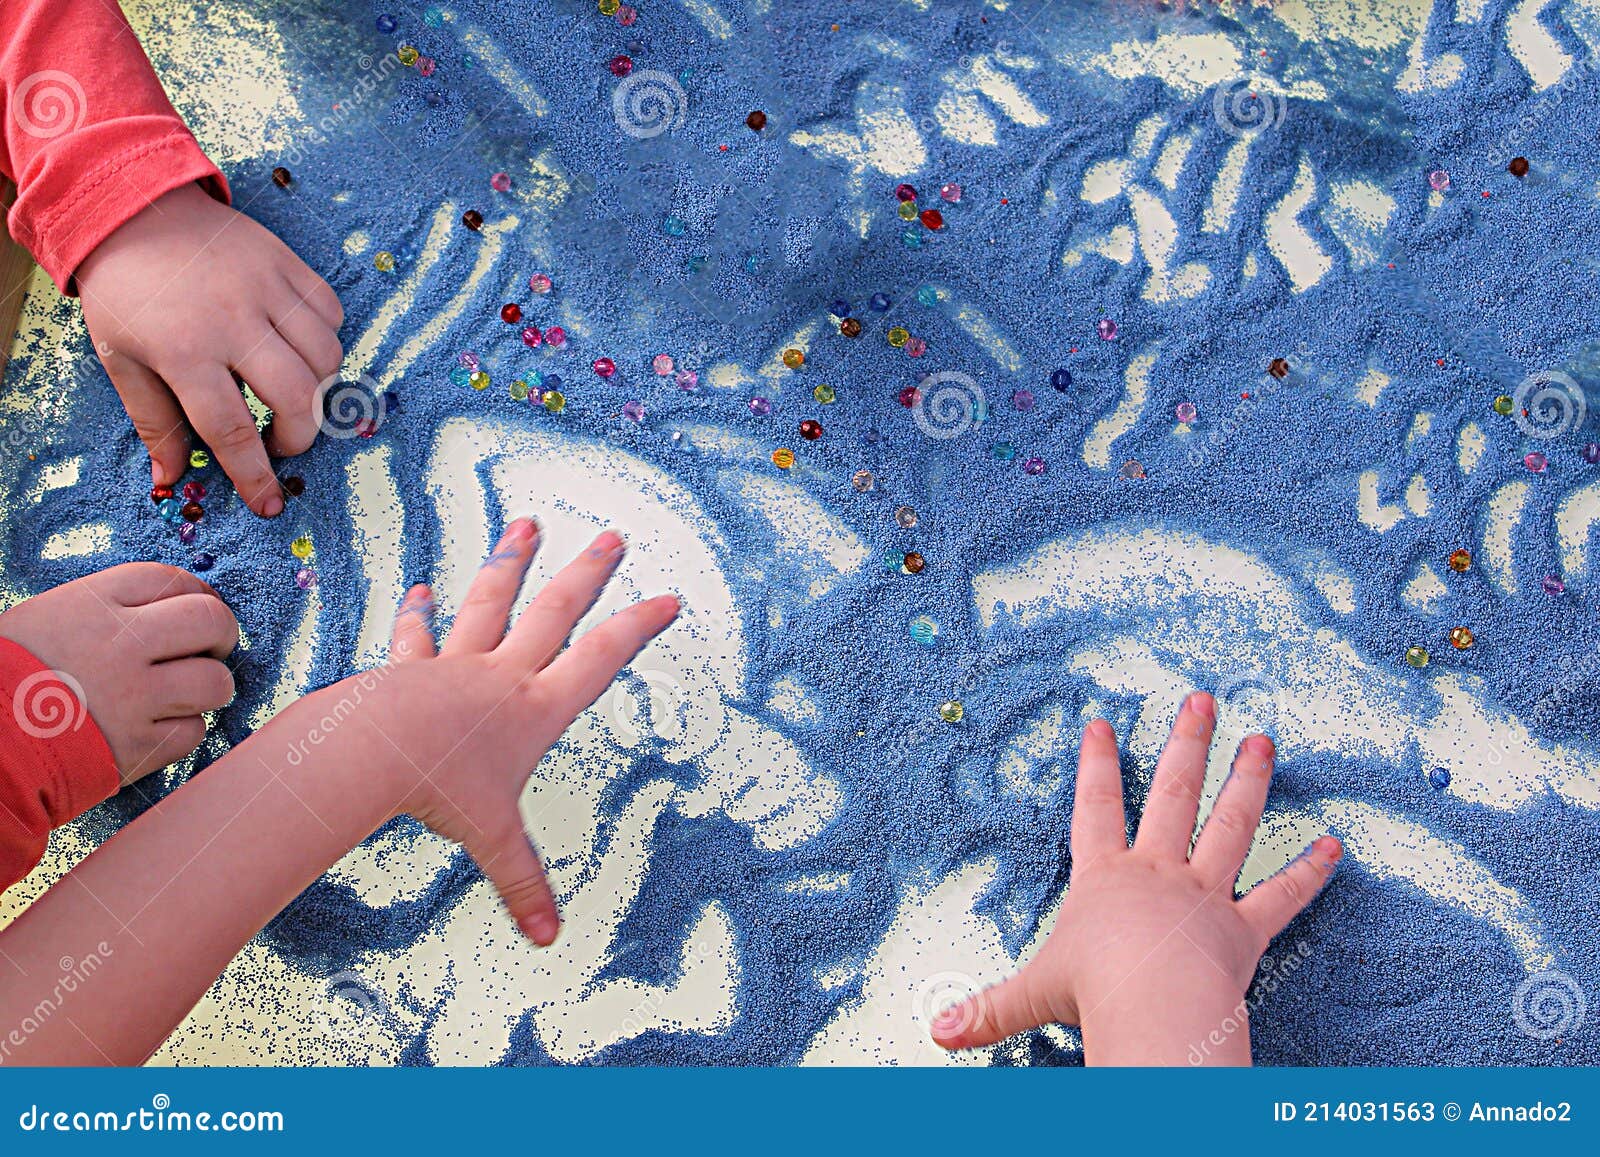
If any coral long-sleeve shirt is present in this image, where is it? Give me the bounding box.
[0,0,229,292]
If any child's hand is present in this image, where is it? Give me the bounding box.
[0,563,238,781]
[75,183,344,517]
[297,518,679,946]
[932,693,1341,1065]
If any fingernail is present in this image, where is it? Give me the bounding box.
[507,518,536,542]
[263,494,284,518]
[1243,733,1274,760]
[1308,836,1342,870]
[1189,691,1215,720]
[1086,718,1113,739]
[587,530,625,561]
[933,1004,963,1030]
[522,912,560,945]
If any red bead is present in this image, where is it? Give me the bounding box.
[356,418,378,438]
[594,357,616,378]
[919,208,944,230]
[895,184,917,202]
[898,386,921,408]
[150,485,174,503]
[462,209,483,230]
[609,55,634,78]
[181,481,206,501]
[799,419,823,440]
[180,501,204,523]
[521,325,542,348]
[746,110,767,132]
[281,475,305,497]
[501,303,522,323]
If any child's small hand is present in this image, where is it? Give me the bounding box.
[0,563,239,781]
[296,518,679,946]
[75,183,344,517]
[932,693,1340,1065]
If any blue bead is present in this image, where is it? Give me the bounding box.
[830,299,851,317]
[382,390,402,413]
[449,366,470,387]
[687,255,708,273]
[1428,766,1451,790]
[901,230,921,249]
[869,293,891,311]
[662,216,687,237]
[543,374,563,391]
[916,286,937,306]
[376,14,397,33]
[991,440,1017,461]
[1051,368,1073,391]
[158,498,184,524]
[908,615,939,646]
[423,6,444,26]
[193,552,217,573]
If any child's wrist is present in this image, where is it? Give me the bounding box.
[1080,983,1252,1066]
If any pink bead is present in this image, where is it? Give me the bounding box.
[1525,451,1548,473]
[545,326,566,348]
[490,171,511,192]
[521,326,542,348]
[417,56,436,77]
[939,182,962,203]
[622,400,645,422]
[1428,170,1450,192]
[1175,402,1197,423]
[528,273,552,294]
[1097,319,1118,341]
[906,337,926,357]
[652,354,675,375]
[617,5,638,24]
[675,369,699,391]
[609,54,633,78]
[594,357,616,378]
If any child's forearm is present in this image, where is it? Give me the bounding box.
[0,688,393,1065]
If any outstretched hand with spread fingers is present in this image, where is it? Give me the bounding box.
[931,692,1341,1065]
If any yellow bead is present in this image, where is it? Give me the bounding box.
[543,390,566,413]
[1449,626,1475,650]
[813,383,836,404]
[397,45,419,66]
[188,450,210,468]
[897,200,917,220]
[373,250,395,272]
[1405,645,1430,669]
[771,447,795,469]
[509,379,529,401]
[938,699,964,723]
[887,327,909,348]
[290,535,314,561]
[1493,395,1514,415]
[599,0,620,12]
[469,371,490,391]
[782,348,805,369]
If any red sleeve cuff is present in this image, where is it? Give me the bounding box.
[0,638,120,891]
[6,120,229,295]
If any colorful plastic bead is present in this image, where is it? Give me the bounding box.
[609,54,634,77]
[543,390,566,413]
[840,318,862,338]
[887,327,909,348]
[782,348,805,369]
[192,551,216,571]
[814,384,836,404]
[189,450,210,469]
[1449,626,1475,650]
[182,481,206,501]
[919,208,944,230]
[1428,766,1451,789]
[594,357,617,378]
[903,551,925,574]
[1405,645,1430,669]
[177,523,198,545]
[991,441,1017,461]
[158,498,183,524]
[906,338,926,358]
[376,14,397,33]
[1096,319,1118,341]
[1493,395,1514,415]
[622,400,645,422]
[1268,358,1290,379]
[917,286,938,306]
[1508,156,1530,177]
[522,326,542,348]
[663,216,687,237]
[397,45,419,66]
[1585,443,1600,464]
[1448,549,1472,572]
[851,470,874,491]
[450,366,471,387]
[417,56,436,77]
[510,379,530,401]
[373,251,395,272]
[800,419,823,441]
[599,0,620,12]
[830,299,852,317]
[545,326,566,348]
[501,303,522,324]
[1022,457,1046,475]
[295,567,318,590]
[749,397,771,416]
[459,351,480,370]
[1525,451,1548,473]
[894,505,917,529]
[291,535,314,560]
[272,167,292,188]
[529,273,553,294]
[894,184,917,202]
[151,485,173,503]
[1012,389,1035,412]
[653,354,675,375]
[462,209,483,230]
[617,5,638,25]
[909,616,938,646]
[1543,575,1567,595]
[771,447,794,469]
[1120,460,1146,479]
[675,369,699,392]
[938,699,964,724]
[902,229,922,250]
[897,201,918,221]
[898,386,921,408]
[1050,369,1072,391]
[1175,402,1197,423]
[940,183,962,203]
[491,171,512,192]
[470,371,490,390]
[746,110,767,132]
[1428,170,1450,192]
[869,293,892,311]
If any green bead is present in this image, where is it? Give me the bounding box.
[897,200,918,220]
[938,699,964,723]
[813,383,836,404]
[509,379,530,401]
[1405,646,1430,669]
[1492,395,1514,415]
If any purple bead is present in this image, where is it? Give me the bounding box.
[1428,169,1450,192]
[177,522,199,545]
[1096,319,1118,341]
[1175,402,1197,423]
[749,396,771,416]
[458,351,479,370]
[1584,443,1600,464]
[1022,457,1046,476]
[1543,575,1567,595]
[192,551,216,572]
[675,369,699,392]
[1525,451,1548,474]
[1012,389,1035,412]
[295,566,318,590]
[622,400,645,422]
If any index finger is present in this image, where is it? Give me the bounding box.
[169,363,283,517]
[1069,719,1128,865]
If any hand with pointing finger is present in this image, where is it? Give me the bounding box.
[932,692,1342,1065]
[75,182,344,517]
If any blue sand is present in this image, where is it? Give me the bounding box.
[4,0,1600,1064]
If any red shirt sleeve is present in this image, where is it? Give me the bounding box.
[0,0,230,294]
[0,638,120,892]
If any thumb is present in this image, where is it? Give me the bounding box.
[931,964,1072,1050]
[464,825,561,946]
